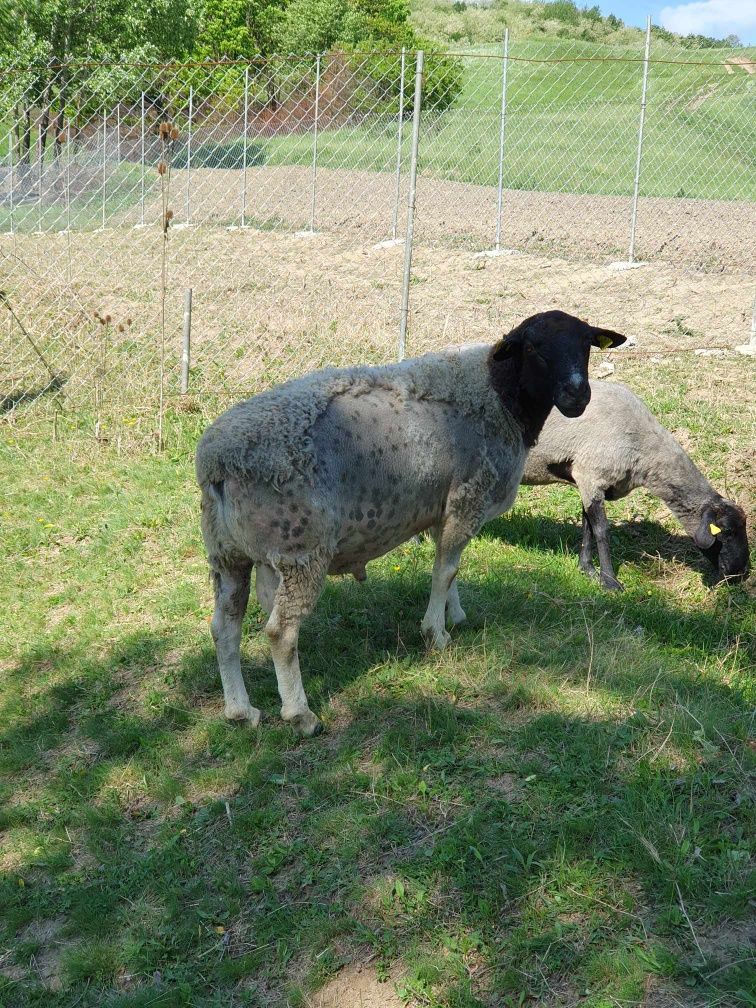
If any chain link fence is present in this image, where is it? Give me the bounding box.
[1,40,754,444]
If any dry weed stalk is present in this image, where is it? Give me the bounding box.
[92,311,133,438]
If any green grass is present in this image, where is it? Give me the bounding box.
[1,357,754,1007]
[0,161,146,234]
[256,38,756,201]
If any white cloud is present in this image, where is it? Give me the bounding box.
[659,0,756,41]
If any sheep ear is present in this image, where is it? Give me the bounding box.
[694,510,717,549]
[590,327,626,349]
[491,332,523,362]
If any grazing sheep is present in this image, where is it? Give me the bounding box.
[196,311,625,736]
[522,381,750,590]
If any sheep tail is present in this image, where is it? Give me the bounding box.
[200,478,236,555]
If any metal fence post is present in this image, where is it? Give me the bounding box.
[309,53,322,233]
[8,128,13,234]
[101,108,107,229]
[494,29,510,252]
[186,85,193,225]
[140,91,146,227]
[628,16,651,264]
[241,67,249,227]
[37,120,43,232]
[391,47,407,241]
[398,50,423,361]
[181,288,193,391]
[64,127,71,233]
[736,289,756,356]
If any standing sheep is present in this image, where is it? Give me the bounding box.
[522,381,750,590]
[196,311,625,736]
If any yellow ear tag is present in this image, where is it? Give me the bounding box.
[598,334,614,349]
[709,523,722,535]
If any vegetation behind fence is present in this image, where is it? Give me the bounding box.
[0,40,754,445]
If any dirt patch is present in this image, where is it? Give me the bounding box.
[5,916,70,991]
[486,773,522,799]
[699,914,756,958]
[2,177,754,429]
[725,56,755,75]
[44,601,75,629]
[686,82,720,112]
[117,164,755,272]
[642,977,710,1007]
[307,962,407,1008]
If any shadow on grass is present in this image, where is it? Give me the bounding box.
[0,374,67,415]
[483,511,723,587]
[0,562,753,1008]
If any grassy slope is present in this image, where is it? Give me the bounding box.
[263,36,755,202]
[1,356,754,1007]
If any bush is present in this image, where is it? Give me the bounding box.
[651,25,677,43]
[344,44,463,118]
[172,139,267,169]
[542,1,580,25]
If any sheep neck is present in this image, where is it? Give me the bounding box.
[487,354,554,449]
[641,437,718,536]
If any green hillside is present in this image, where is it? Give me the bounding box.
[410,0,747,51]
[263,36,755,204]
[411,37,756,202]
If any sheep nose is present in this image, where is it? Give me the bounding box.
[556,376,591,417]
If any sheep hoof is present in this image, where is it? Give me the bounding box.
[600,575,624,592]
[225,703,262,728]
[288,710,324,738]
[422,624,452,651]
[579,562,599,581]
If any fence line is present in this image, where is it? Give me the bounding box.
[493,29,510,254]
[628,16,652,265]
[0,42,754,442]
[399,50,425,362]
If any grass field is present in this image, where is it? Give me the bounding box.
[264,40,756,202]
[1,354,754,1007]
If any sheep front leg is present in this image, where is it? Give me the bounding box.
[422,526,469,650]
[265,558,328,738]
[211,567,261,727]
[585,498,623,591]
[578,508,598,579]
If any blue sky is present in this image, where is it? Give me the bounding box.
[594,1,756,43]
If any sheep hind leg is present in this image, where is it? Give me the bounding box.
[585,498,624,592]
[422,525,469,650]
[255,562,278,615]
[211,566,261,727]
[265,557,328,738]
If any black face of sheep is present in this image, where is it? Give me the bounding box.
[694,499,750,583]
[492,310,626,419]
